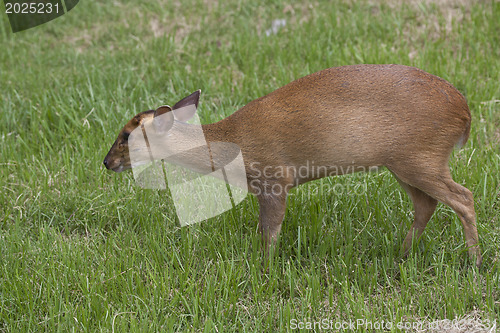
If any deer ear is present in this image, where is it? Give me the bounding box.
[153,105,174,133]
[172,90,200,122]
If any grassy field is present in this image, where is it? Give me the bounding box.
[0,0,499,331]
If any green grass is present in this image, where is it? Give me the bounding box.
[1,0,499,331]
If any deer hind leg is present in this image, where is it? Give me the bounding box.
[389,163,482,267]
[393,174,438,257]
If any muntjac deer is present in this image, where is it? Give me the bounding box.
[104,64,481,267]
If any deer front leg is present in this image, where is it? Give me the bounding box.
[257,191,288,258]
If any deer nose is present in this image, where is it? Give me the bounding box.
[103,158,109,169]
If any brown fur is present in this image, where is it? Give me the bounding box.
[104,64,481,267]
[103,110,154,171]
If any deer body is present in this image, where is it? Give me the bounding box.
[104,64,481,267]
